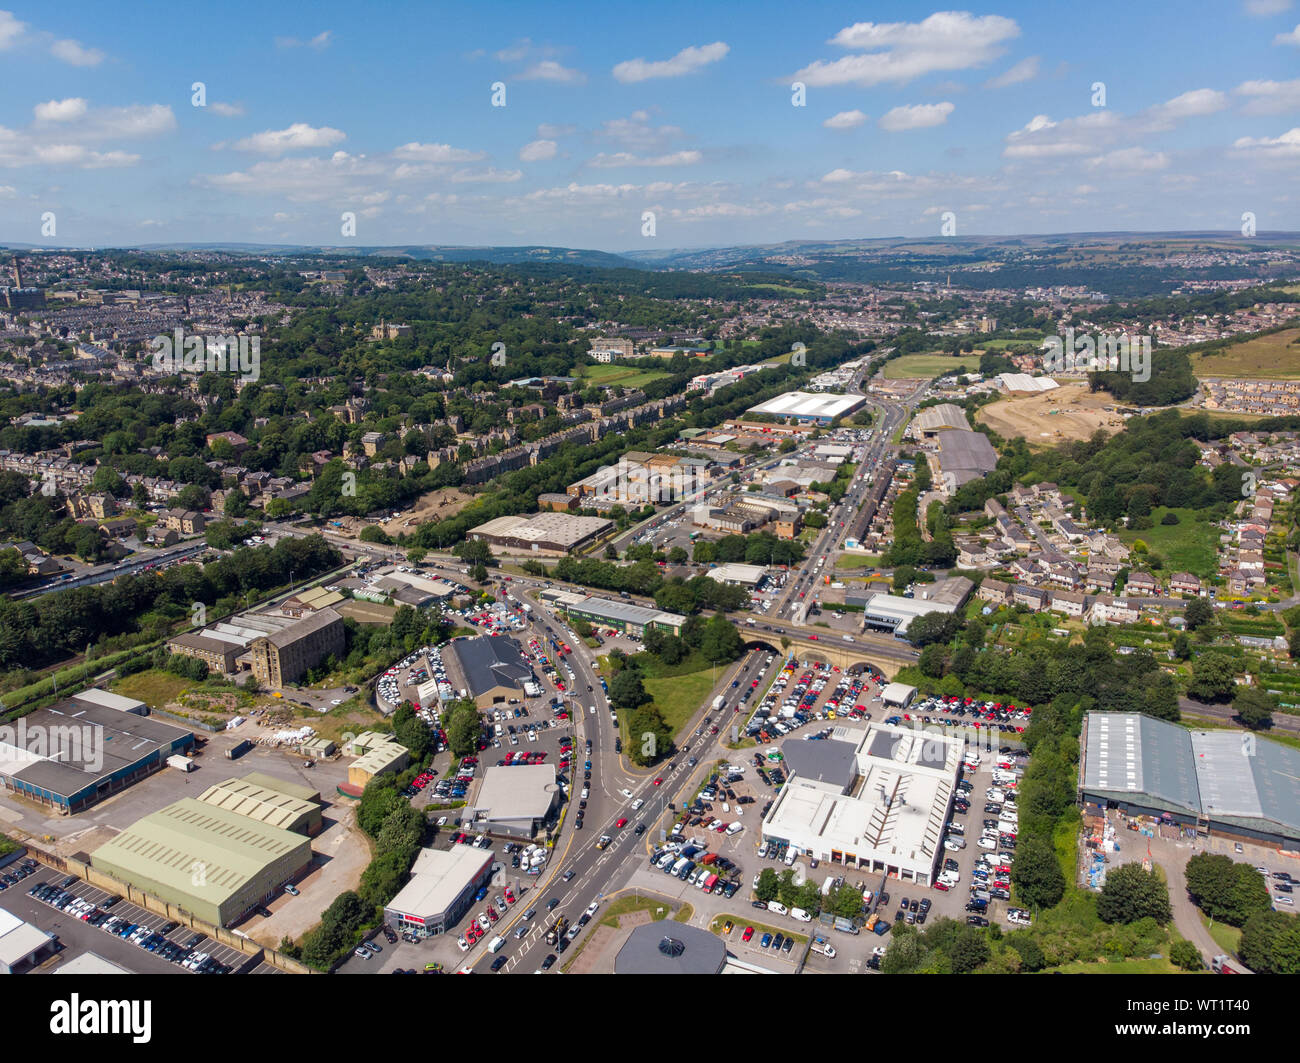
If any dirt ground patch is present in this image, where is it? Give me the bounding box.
[976,383,1126,445]
[240,807,371,947]
[381,488,475,538]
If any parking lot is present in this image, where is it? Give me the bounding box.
[21,866,246,974]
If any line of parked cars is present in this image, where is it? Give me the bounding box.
[29,878,230,972]
[0,858,38,891]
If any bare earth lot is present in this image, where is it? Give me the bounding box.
[976,383,1125,445]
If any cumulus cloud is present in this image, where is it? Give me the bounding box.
[50,37,104,66]
[519,139,558,162]
[1235,78,1300,113]
[391,142,486,163]
[879,102,954,131]
[537,123,576,138]
[210,102,245,117]
[985,56,1039,88]
[1245,0,1291,13]
[232,123,346,155]
[1277,23,1300,44]
[823,110,868,130]
[34,97,88,122]
[1086,146,1169,172]
[613,41,729,82]
[1232,126,1300,157]
[0,10,25,49]
[517,60,586,83]
[588,150,702,167]
[793,13,1019,87]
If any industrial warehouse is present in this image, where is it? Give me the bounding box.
[0,698,194,814]
[384,844,496,938]
[1079,713,1300,849]
[746,390,866,424]
[537,588,685,637]
[90,793,317,926]
[760,722,963,886]
[468,512,613,555]
[442,634,537,708]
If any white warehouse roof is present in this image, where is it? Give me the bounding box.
[747,391,865,421]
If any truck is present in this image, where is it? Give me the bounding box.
[226,739,254,760]
[1211,955,1243,974]
[713,695,725,711]
[810,936,837,959]
[833,915,859,935]
[545,917,569,946]
[167,754,195,773]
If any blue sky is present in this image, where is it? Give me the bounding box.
[1,2,1298,251]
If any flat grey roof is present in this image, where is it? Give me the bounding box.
[471,764,557,822]
[0,700,192,800]
[613,922,727,975]
[781,739,857,791]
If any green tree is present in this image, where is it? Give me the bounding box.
[755,868,780,903]
[609,668,651,711]
[1184,597,1214,630]
[1184,853,1272,927]
[1239,910,1300,974]
[1010,835,1066,911]
[1096,863,1171,925]
[1170,939,1203,971]
[1233,685,1275,731]
[1187,652,1237,703]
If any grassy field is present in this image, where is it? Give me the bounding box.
[883,353,979,379]
[578,363,673,388]
[112,671,199,708]
[1192,328,1300,379]
[1118,507,1220,578]
[597,895,674,928]
[836,553,881,569]
[1201,913,1242,957]
[643,667,717,740]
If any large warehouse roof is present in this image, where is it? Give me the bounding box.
[445,635,533,697]
[539,589,684,630]
[0,700,191,801]
[470,512,612,549]
[934,430,999,476]
[747,391,865,421]
[91,799,310,911]
[912,404,970,433]
[196,777,320,831]
[1081,713,1300,841]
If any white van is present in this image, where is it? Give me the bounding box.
[488,935,506,953]
[725,821,743,836]
[767,901,789,916]
[789,907,813,922]
[631,798,645,812]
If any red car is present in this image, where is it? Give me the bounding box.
[742,926,755,942]
[615,818,628,828]
[809,634,818,640]
[653,778,663,786]
[933,881,950,892]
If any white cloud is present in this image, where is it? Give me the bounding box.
[612,41,729,83]
[0,10,25,49]
[232,123,346,155]
[794,13,1019,87]
[1236,78,1300,113]
[1246,0,1292,14]
[449,167,522,183]
[879,102,954,131]
[50,37,104,66]
[1145,88,1228,123]
[34,98,88,122]
[391,142,486,163]
[823,110,868,130]
[517,60,586,83]
[211,102,245,118]
[588,150,702,168]
[1087,147,1169,172]
[1276,23,1300,44]
[276,30,332,49]
[519,139,558,162]
[495,39,534,62]
[1232,126,1300,157]
[597,111,687,155]
[985,56,1039,89]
